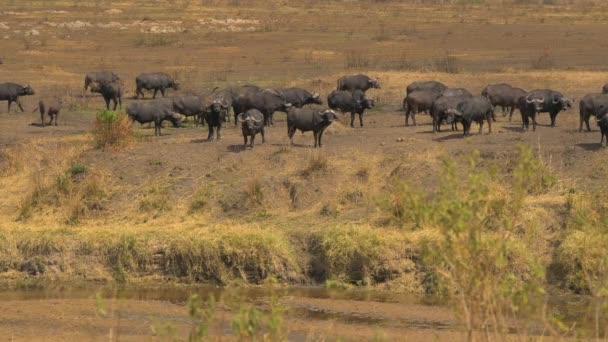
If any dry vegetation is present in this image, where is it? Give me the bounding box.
[1,0,608,339]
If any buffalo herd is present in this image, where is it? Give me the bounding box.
[2,72,608,148]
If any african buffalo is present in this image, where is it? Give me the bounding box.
[287,107,337,148]
[406,81,447,96]
[205,99,229,141]
[274,87,322,107]
[445,96,494,137]
[33,99,62,127]
[598,112,608,148]
[126,99,181,136]
[441,88,472,98]
[481,83,526,121]
[327,90,375,128]
[231,89,290,127]
[518,89,572,131]
[84,71,120,90]
[403,90,442,126]
[337,74,381,92]
[602,83,608,94]
[90,81,123,110]
[238,109,265,149]
[431,94,472,133]
[219,84,261,125]
[0,83,34,112]
[171,96,207,126]
[135,72,179,99]
[579,93,608,132]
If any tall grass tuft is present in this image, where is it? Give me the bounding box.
[92,109,132,150]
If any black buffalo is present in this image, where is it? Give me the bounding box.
[327,90,375,128]
[126,99,182,136]
[598,112,608,148]
[274,87,322,107]
[171,96,207,126]
[0,83,34,112]
[205,99,229,141]
[441,88,472,98]
[135,72,180,99]
[238,109,265,149]
[33,99,62,127]
[84,71,120,90]
[336,74,381,92]
[406,81,447,96]
[579,93,608,132]
[518,89,572,131]
[602,83,608,94]
[287,107,337,148]
[431,94,472,133]
[218,84,261,124]
[481,83,526,121]
[90,81,123,110]
[445,96,494,137]
[403,90,442,126]
[231,89,290,127]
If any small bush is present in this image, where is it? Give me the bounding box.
[245,177,264,206]
[92,110,132,150]
[300,153,329,178]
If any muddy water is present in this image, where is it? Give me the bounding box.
[0,285,600,341]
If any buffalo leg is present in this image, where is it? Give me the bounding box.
[478,121,484,135]
[112,98,118,111]
[509,107,515,122]
[318,129,325,147]
[152,89,158,99]
[160,88,166,97]
[550,111,558,127]
[261,127,265,143]
[313,131,319,148]
[487,116,492,133]
[521,111,528,131]
[54,113,59,126]
[104,98,110,110]
[411,109,417,126]
[208,126,214,141]
[216,125,221,141]
[288,126,296,145]
[585,116,591,132]
[350,112,355,128]
[16,98,25,112]
[250,134,255,149]
[7,100,12,112]
[531,112,537,132]
[405,108,410,126]
[243,135,248,147]
[359,113,364,127]
[40,110,45,127]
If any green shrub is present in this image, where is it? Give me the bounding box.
[92,110,132,149]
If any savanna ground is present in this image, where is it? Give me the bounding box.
[0,0,608,340]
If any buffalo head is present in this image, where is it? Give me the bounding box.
[526,95,545,112]
[170,112,182,128]
[238,111,263,130]
[20,85,35,96]
[369,77,381,89]
[553,95,572,111]
[311,92,323,105]
[210,99,229,113]
[171,80,180,91]
[445,108,463,124]
[321,109,338,123]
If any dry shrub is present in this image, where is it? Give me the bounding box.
[92,110,133,150]
[318,225,417,287]
[300,153,329,178]
[164,226,300,284]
